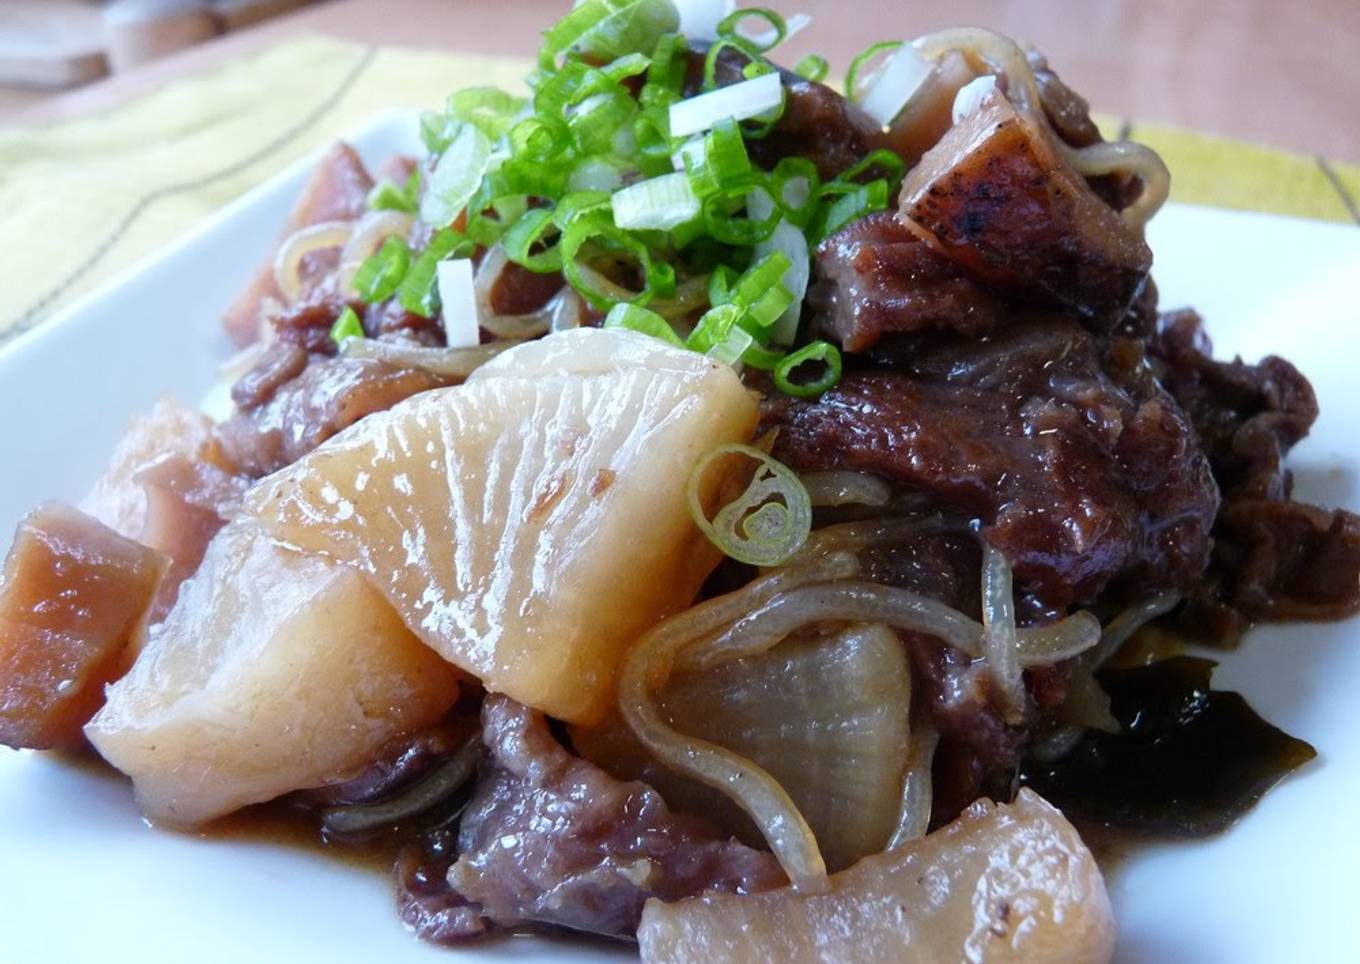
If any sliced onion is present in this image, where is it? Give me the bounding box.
[272,220,353,303]
[888,715,938,848]
[981,542,1025,723]
[437,258,480,348]
[859,44,934,127]
[470,242,569,341]
[1014,611,1101,667]
[951,74,998,124]
[798,470,893,508]
[341,337,520,379]
[548,286,586,333]
[669,71,784,138]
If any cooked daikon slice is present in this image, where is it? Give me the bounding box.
[248,328,758,723]
[638,788,1114,964]
[85,517,461,827]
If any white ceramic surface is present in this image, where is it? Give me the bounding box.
[1,109,1358,963]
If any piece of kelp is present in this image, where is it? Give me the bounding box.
[1021,657,1316,837]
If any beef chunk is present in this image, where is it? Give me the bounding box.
[425,695,783,941]
[222,143,374,346]
[809,212,1003,351]
[0,505,165,750]
[1151,310,1317,500]
[217,356,449,477]
[770,318,1219,611]
[1150,310,1360,638]
[898,89,1151,327]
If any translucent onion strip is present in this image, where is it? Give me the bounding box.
[320,735,482,836]
[799,470,893,508]
[341,337,521,379]
[473,242,579,340]
[273,220,353,304]
[337,210,414,294]
[1058,592,1182,737]
[981,543,1026,723]
[887,715,938,849]
[618,553,860,890]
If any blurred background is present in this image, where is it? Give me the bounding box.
[2,0,1357,161]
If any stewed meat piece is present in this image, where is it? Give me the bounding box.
[898,89,1151,326]
[413,695,783,941]
[769,318,1219,612]
[809,212,1002,351]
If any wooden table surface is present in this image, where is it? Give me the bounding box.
[7,0,1359,164]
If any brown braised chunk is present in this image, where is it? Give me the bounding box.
[0,505,165,750]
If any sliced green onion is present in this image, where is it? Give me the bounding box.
[813,178,889,242]
[581,0,680,63]
[793,53,829,83]
[420,124,493,227]
[445,86,525,139]
[503,208,563,273]
[687,443,813,567]
[845,40,903,103]
[670,70,783,138]
[366,169,420,213]
[770,156,820,226]
[702,180,779,245]
[561,216,657,310]
[683,118,752,197]
[553,191,613,230]
[569,157,625,193]
[570,90,639,155]
[707,325,754,365]
[716,7,787,52]
[352,236,411,303]
[642,31,688,105]
[740,339,786,371]
[686,302,743,353]
[603,302,684,346]
[397,228,471,317]
[329,306,363,346]
[836,149,906,188]
[773,340,842,397]
[701,36,762,90]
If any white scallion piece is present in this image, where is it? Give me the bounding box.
[672,136,706,172]
[675,0,734,41]
[707,326,754,366]
[669,71,783,138]
[951,75,998,124]
[437,259,481,348]
[859,45,934,127]
[569,157,623,192]
[612,172,702,230]
[758,219,810,347]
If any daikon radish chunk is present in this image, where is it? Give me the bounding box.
[86,517,461,827]
[638,788,1114,964]
[248,329,759,724]
[574,624,911,871]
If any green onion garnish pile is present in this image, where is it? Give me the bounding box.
[349,0,909,397]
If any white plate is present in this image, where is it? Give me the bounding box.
[1,109,1358,963]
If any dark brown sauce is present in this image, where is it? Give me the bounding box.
[203,802,395,874]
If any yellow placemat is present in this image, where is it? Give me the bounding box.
[1,35,1357,345]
